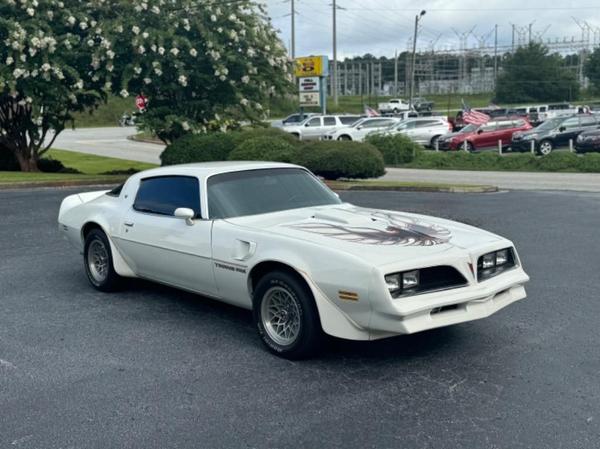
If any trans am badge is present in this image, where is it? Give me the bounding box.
[290,209,451,246]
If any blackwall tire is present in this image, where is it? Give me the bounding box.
[253,271,323,359]
[83,229,122,292]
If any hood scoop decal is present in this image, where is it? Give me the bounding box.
[290,208,451,247]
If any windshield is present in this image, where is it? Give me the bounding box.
[459,124,477,133]
[207,168,342,219]
[536,118,563,131]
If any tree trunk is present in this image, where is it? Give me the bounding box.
[15,152,40,172]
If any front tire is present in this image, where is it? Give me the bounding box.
[253,271,323,359]
[538,139,553,155]
[84,229,122,292]
[337,135,352,141]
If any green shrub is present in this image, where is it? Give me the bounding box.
[536,152,580,171]
[228,136,299,163]
[298,141,385,180]
[0,146,19,171]
[160,132,237,166]
[498,153,538,171]
[577,153,600,172]
[231,127,300,146]
[365,133,423,165]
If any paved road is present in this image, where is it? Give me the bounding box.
[52,127,164,164]
[1,187,599,448]
[52,127,600,192]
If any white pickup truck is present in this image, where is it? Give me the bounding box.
[378,98,411,114]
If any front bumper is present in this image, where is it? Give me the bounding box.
[511,139,537,152]
[575,141,600,152]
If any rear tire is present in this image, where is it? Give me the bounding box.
[430,135,441,148]
[83,229,122,292]
[253,271,323,359]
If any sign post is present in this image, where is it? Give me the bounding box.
[295,55,329,115]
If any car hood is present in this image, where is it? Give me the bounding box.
[225,203,504,267]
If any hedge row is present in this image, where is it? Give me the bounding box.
[365,133,423,165]
[160,128,385,179]
[407,151,600,173]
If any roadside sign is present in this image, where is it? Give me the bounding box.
[135,94,148,111]
[299,92,321,107]
[299,77,320,93]
[294,56,328,77]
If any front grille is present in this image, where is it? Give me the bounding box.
[392,265,468,298]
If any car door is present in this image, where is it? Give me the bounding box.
[115,175,218,297]
[301,116,323,140]
[321,116,338,136]
[474,122,498,148]
[555,117,580,146]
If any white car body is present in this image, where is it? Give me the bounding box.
[281,115,361,140]
[58,162,529,345]
[324,117,401,142]
[378,98,411,114]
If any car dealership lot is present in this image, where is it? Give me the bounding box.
[1,187,599,449]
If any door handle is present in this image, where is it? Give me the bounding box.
[124,221,134,227]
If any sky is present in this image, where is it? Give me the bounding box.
[265,0,600,59]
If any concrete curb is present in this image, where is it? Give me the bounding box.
[127,134,163,145]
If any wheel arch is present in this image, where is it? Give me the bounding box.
[247,258,370,340]
[81,220,136,278]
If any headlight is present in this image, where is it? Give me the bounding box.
[477,248,516,281]
[523,133,537,140]
[385,270,420,297]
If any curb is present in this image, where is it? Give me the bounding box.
[127,134,163,145]
[326,182,498,193]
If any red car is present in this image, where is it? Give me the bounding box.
[439,118,533,152]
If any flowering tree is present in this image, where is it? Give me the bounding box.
[1,0,293,171]
[0,0,118,171]
[111,0,293,143]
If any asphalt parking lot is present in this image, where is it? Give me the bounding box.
[1,187,599,449]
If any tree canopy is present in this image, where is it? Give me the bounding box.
[495,43,580,104]
[584,47,600,95]
[0,0,292,171]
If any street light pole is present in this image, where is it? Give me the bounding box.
[291,0,295,60]
[409,10,426,110]
[332,0,338,106]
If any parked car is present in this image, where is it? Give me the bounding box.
[58,161,529,359]
[439,118,532,152]
[383,117,451,147]
[413,97,435,112]
[378,98,411,114]
[281,115,362,140]
[323,117,400,142]
[271,112,318,128]
[575,128,600,153]
[512,114,600,155]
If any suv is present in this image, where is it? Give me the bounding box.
[385,117,451,147]
[440,119,532,152]
[324,117,400,142]
[272,112,318,128]
[282,115,362,140]
[512,114,600,155]
[413,97,435,112]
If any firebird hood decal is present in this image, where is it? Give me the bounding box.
[288,209,451,246]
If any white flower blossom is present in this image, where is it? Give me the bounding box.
[134,66,142,74]
[178,75,187,86]
[74,79,84,89]
[181,121,190,131]
[210,14,217,22]
[143,77,152,84]
[87,39,94,46]
[5,57,14,65]
[154,68,163,76]
[120,89,129,98]
[132,26,140,35]
[170,48,179,56]
[26,7,34,16]
[241,75,250,84]
[189,48,198,57]
[240,98,249,106]
[151,6,160,14]
[158,46,165,55]
[80,22,88,30]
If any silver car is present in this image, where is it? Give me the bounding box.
[385,117,451,147]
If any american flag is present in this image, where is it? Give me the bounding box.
[462,100,490,125]
[364,105,381,117]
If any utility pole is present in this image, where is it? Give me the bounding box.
[494,24,498,84]
[394,50,398,96]
[512,24,515,51]
[332,0,338,106]
[291,0,296,59]
[409,10,426,110]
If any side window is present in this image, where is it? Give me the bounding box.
[562,118,580,129]
[134,176,201,217]
[323,117,337,126]
[306,117,321,127]
[539,106,547,112]
[480,122,497,132]
[580,116,597,127]
[497,121,515,130]
[340,116,360,125]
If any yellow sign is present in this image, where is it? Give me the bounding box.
[294,56,325,77]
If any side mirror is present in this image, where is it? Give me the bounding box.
[174,207,195,226]
[559,126,566,132]
[477,129,483,134]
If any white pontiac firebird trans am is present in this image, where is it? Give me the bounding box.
[58,161,529,359]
